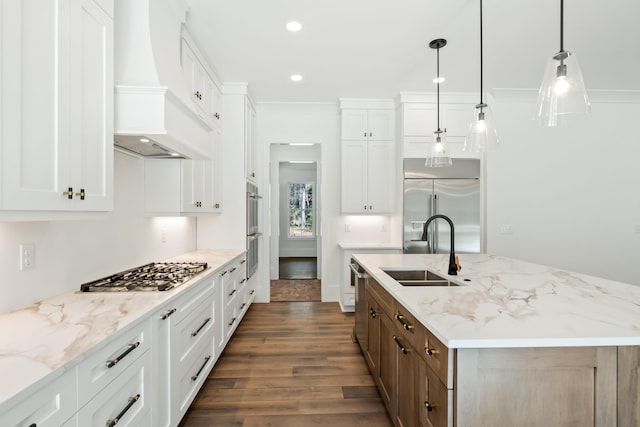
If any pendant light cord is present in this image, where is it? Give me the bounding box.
[436,46,440,130]
[560,0,564,52]
[479,0,483,105]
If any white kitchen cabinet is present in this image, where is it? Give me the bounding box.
[76,350,152,427]
[399,93,478,158]
[340,102,396,214]
[181,38,222,126]
[341,139,396,214]
[0,369,77,427]
[342,109,395,141]
[150,273,216,427]
[0,0,113,212]
[144,153,222,215]
[245,98,258,181]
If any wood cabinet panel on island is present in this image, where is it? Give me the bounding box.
[356,273,636,427]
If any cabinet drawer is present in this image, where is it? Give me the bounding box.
[77,350,151,427]
[174,277,215,323]
[393,302,420,349]
[224,306,238,339]
[0,369,77,427]
[417,326,451,388]
[176,296,214,363]
[418,359,452,427]
[176,335,215,417]
[77,320,151,406]
[366,277,394,316]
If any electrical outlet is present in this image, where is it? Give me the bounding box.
[19,244,35,271]
[500,224,513,235]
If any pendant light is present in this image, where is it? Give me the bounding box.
[535,0,590,127]
[425,39,452,168]
[464,0,499,153]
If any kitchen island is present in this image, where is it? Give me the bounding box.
[353,252,640,427]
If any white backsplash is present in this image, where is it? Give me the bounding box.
[0,150,197,314]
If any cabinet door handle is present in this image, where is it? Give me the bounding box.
[63,187,73,199]
[395,313,414,331]
[369,132,372,137]
[74,188,85,200]
[229,288,236,297]
[364,205,367,210]
[363,131,367,137]
[29,424,36,427]
[369,205,372,210]
[191,317,212,337]
[424,401,434,412]
[191,356,212,381]
[228,317,237,326]
[250,289,255,295]
[160,308,177,320]
[106,393,140,427]
[240,278,247,284]
[106,342,140,368]
[393,335,410,355]
[425,347,439,356]
[370,308,377,318]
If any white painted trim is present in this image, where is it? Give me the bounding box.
[339,98,395,110]
[398,91,478,104]
[222,82,249,95]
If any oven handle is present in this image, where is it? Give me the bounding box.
[247,192,262,199]
[247,233,262,240]
[350,263,367,279]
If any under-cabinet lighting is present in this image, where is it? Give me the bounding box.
[139,138,150,143]
[288,143,313,146]
[288,160,313,164]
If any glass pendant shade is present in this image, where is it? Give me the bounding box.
[425,129,452,167]
[464,103,499,152]
[535,50,590,126]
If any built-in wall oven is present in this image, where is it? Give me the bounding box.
[246,182,261,278]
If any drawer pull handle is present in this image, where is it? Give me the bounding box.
[370,308,377,319]
[395,313,414,331]
[240,259,246,264]
[425,347,439,356]
[230,267,237,273]
[393,335,410,355]
[191,317,212,337]
[240,303,246,310]
[424,401,434,412]
[229,289,237,297]
[106,393,140,427]
[160,308,177,320]
[106,342,140,368]
[228,317,237,326]
[191,355,212,381]
[250,289,255,295]
[240,278,247,284]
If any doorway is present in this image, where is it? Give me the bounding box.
[269,144,321,302]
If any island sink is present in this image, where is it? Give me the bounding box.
[381,269,459,286]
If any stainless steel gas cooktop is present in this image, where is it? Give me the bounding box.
[80,261,208,292]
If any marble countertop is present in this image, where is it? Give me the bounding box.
[0,249,244,408]
[353,253,640,349]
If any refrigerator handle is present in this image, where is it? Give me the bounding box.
[428,194,434,253]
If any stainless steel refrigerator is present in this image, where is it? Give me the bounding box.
[403,158,481,254]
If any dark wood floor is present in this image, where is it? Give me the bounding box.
[179,302,392,427]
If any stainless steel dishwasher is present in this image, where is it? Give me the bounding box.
[351,258,368,347]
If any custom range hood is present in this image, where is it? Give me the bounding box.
[114,0,211,159]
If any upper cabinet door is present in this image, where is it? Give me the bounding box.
[0,0,113,212]
[342,110,369,141]
[367,110,395,141]
[69,0,114,211]
[1,0,70,210]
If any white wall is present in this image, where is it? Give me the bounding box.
[257,103,401,302]
[487,90,640,285]
[0,150,197,314]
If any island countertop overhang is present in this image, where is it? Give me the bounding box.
[352,253,640,349]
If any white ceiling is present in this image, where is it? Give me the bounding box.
[184,0,640,103]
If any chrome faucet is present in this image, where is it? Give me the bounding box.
[421,214,458,275]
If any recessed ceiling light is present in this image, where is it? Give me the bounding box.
[433,77,445,84]
[286,21,302,32]
[139,138,150,143]
[290,74,302,82]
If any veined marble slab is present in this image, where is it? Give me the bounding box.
[0,249,244,408]
[352,253,640,349]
